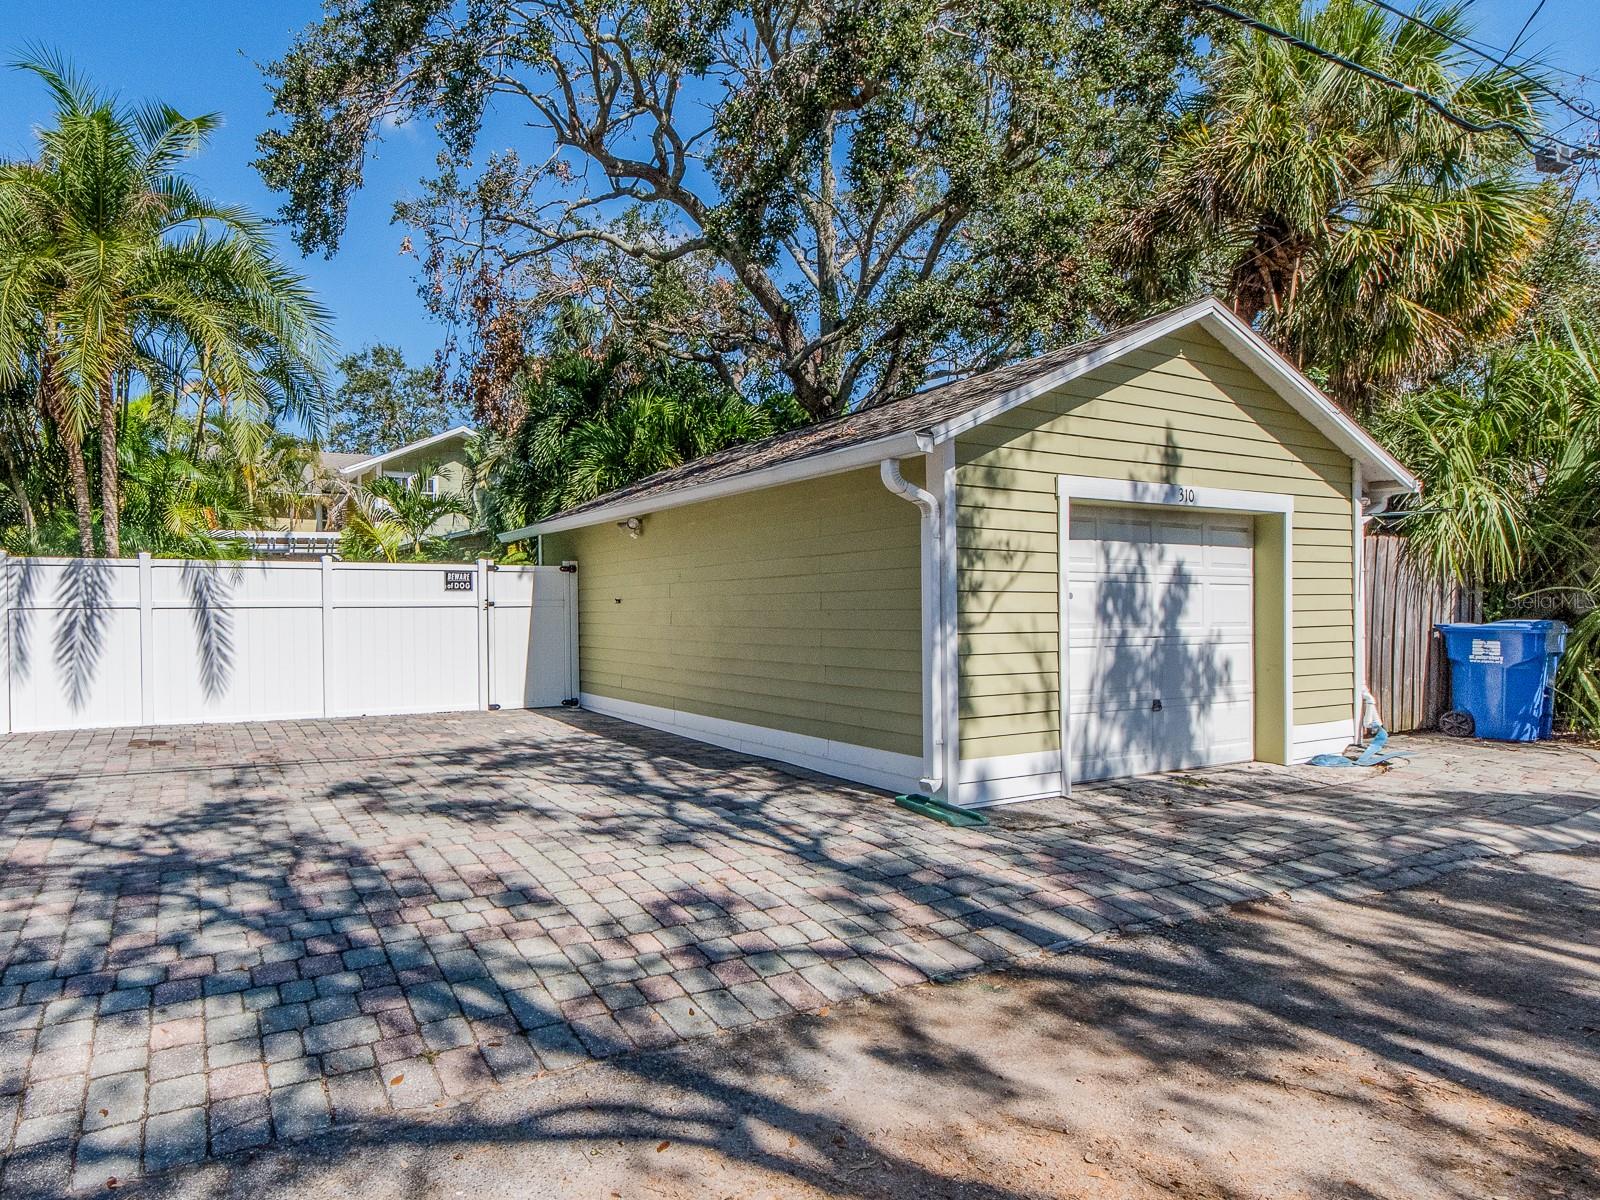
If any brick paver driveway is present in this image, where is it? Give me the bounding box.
[4,709,1600,1195]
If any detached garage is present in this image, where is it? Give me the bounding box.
[511,298,1418,807]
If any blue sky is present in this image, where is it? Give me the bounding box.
[0,0,1595,372]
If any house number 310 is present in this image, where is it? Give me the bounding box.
[1171,487,1198,504]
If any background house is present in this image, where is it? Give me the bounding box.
[223,427,478,556]
[334,425,478,539]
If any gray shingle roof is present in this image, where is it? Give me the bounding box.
[511,298,1416,538]
[318,451,369,473]
[534,310,1181,527]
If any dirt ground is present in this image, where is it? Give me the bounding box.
[116,848,1600,1200]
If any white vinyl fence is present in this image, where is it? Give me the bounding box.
[0,554,578,735]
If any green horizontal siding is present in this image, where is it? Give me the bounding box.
[543,466,923,756]
[956,327,1356,762]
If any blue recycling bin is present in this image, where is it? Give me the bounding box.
[1435,620,1568,741]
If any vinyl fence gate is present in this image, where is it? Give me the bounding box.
[0,554,579,735]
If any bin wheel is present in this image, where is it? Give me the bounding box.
[1439,709,1475,738]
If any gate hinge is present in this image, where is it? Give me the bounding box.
[483,600,496,608]
[559,563,578,573]
[561,697,580,707]
[486,562,499,572]
[488,703,502,711]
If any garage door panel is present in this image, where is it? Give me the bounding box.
[1072,695,1254,741]
[1209,581,1253,629]
[1067,504,1255,782]
[1067,638,1252,713]
[1073,515,1211,576]
[1074,523,1251,572]
[1068,684,1254,719]
[1205,523,1253,570]
[1069,577,1246,636]
[1071,697,1255,782]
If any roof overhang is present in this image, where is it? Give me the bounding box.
[927,297,1419,494]
[339,426,477,476]
[501,296,1418,542]
[499,429,933,541]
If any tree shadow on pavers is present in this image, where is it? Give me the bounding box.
[0,773,423,1171]
[412,720,1083,983]
[4,713,1600,1196]
[101,850,1600,1200]
[352,708,1600,996]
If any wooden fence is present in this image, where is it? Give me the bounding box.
[1364,533,1481,732]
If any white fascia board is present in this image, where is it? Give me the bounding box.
[338,426,477,476]
[503,429,932,540]
[929,297,1420,494]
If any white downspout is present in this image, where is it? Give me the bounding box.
[1359,479,1409,737]
[880,456,946,798]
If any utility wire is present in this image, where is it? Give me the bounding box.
[1358,0,1596,124]
[1194,0,1595,159]
[1491,0,1547,74]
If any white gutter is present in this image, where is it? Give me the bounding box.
[879,448,948,799]
[502,429,930,540]
[1362,481,1411,524]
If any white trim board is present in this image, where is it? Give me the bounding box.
[958,749,1063,809]
[1291,718,1358,762]
[1054,475,1295,514]
[339,426,477,476]
[1352,460,1367,738]
[958,721,1357,809]
[933,439,961,802]
[507,430,930,539]
[577,692,923,796]
[509,298,1417,544]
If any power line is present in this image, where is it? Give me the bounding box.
[1491,0,1546,74]
[1358,0,1596,126]
[1195,0,1595,160]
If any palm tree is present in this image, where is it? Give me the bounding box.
[0,53,331,555]
[340,472,472,562]
[203,410,319,524]
[1376,317,1600,732]
[1375,332,1598,585]
[1120,0,1549,409]
[0,151,98,551]
[113,399,257,558]
[0,376,42,537]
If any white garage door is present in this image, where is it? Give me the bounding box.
[1066,505,1254,782]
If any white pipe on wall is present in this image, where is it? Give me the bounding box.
[880,457,947,798]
